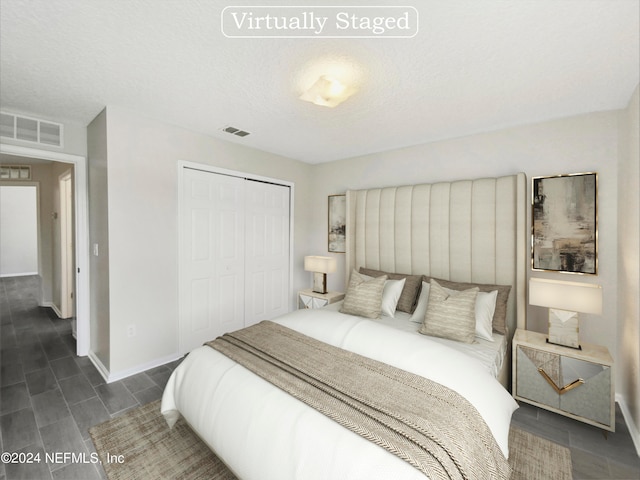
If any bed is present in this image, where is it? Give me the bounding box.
[162,173,527,479]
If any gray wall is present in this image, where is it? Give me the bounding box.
[87,106,313,375]
[617,84,640,445]
[308,109,623,401]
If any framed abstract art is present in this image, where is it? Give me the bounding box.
[532,172,598,274]
[328,194,346,253]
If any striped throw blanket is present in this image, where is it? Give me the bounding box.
[206,321,510,480]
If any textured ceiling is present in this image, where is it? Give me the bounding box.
[1,0,638,164]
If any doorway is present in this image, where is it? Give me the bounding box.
[0,143,89,356]
[0,184,39,277]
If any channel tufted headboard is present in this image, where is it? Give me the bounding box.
[345,173,527,382]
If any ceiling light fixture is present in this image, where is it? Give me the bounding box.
[299,75,357,108]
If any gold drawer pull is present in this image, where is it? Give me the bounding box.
[538,368,585,395]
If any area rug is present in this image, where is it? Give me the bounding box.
[90,400,572,479]
[508,426,572,480]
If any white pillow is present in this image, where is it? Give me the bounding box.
[360,274,406,317]
[474,290,498,341]
[409,281,430,323]
[443,286,498,342]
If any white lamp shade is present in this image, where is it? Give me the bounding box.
[304,256,336,274]
[529,278,602,315]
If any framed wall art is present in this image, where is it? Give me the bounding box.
[328,194,346,253]
[532,172,598,274]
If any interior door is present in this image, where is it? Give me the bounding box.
[180,168,245,353]
[244,180,290,327]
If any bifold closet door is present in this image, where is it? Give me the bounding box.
[181,168,291,354]
[244,180,290,327]
[181,169,246,353]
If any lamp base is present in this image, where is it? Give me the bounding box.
[312,272,328,294]
[548,308,580,349]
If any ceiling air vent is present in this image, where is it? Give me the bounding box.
[0,112,63,147]
[222,126,251,138]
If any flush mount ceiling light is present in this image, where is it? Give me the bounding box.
[299,75,357,108]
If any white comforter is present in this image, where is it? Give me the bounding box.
[161,308,518,480]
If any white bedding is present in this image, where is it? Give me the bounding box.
[344,303,508,379]
[161,307,518,480]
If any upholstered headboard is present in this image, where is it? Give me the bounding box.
[345,173,527,343]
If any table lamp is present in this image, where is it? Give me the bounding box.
[304,256,336,294]
[529,278,602,349]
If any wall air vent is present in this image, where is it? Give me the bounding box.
[222,125,251,137]
[0,112,63,147]
[0,165,32,180]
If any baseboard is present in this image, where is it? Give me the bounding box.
[87,351,111,384]
[87,351,183,384]
[40,301,63,319]
[0,272,38,278]
[616,393,640,456]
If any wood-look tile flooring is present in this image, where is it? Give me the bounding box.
[1,276,639,479]
[0,276,182,479]
[511,399,639,479]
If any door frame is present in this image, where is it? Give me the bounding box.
[59,169,74,319]
[177,161,295,355]
[0,143,90,356]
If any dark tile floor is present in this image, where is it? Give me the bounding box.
[0,276,182,480]
[1,275,639,479]
[511,388,640,479]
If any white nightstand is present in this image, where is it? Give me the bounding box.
[298,289,345,309]
[512,328,614,432]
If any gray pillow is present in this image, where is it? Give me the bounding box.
[359,268,422,313]
[340,270,387,319]
[419,279,478,343]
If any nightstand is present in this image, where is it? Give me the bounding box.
[512,329,614,432]
[298,289,345,309]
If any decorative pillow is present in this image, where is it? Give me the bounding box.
[443,287,497,342]
[359,268,422,313]
[419,279,478,343]
[422,275,511,335]
[360,273,406,317]
[409,281,430,323]
[474,290,498,341]
[340,270,387,319]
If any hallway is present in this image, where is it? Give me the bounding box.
[0,276,180,480]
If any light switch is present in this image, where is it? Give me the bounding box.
[93,243,99,256]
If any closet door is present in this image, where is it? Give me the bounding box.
[180,169,245,353]
[244,180,290,327]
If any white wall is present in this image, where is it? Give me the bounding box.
[0,185,38,276]
[617,84,640,448]
[89,106,313,376]
[87,109,111,370]
[310,110,620,380]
